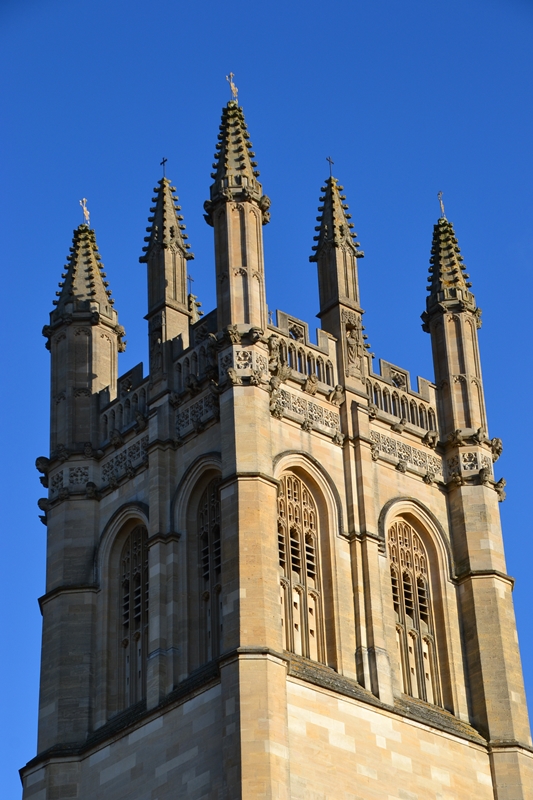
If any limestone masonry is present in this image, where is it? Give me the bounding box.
[21,99,533,799]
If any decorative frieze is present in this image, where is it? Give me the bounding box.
[69,466,89,486]
[446,451,492,480]
[176,392,219,437]
[270,388,342,440]
[370,431,443,477]
[219,347,268,381]
[101,436,149,486]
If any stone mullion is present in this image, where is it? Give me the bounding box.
[351,403,394,704]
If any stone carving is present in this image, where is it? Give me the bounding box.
[85,481,99,499]
[344,313,365,378]
[51,471,64,495]
[249,369,263,386]
[422,430,438,449]
[226,368,243,386]
[225,324,241,344]
[55,444,69,462]
[186,374,200,394]
[258,194,271,224]
[301,418,313,432]
[396,460,407,473]
[494,478,506,502]
[102,436,149,487]
[447,455,460,473]
[176,393,220,437]
[391,370,407,390]
[69,466,89,486]
[449,473,465,487]
[288,321,305,342]
[268,334,281,371]
[423,472,436,485]
[367,403,378,420]
[461,452,478,471]
[448,429,465,446]
[479,467,492,487]
[35,456,50,476]
[303,374,318,395]
[74,388,91,398]
[371,444,380,461]
[332,430,345,447]
[248,327,263,343]
[269,387,341,437]
[391,417,407,434]
[110,429,124,448]
[370,431,443,476]
[235,350,253,369]
[472,426,487,444]
[491,437,503,462]
[134,411,148,431]
[328,385,345,406]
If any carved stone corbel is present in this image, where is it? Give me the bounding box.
[328,385,345,406]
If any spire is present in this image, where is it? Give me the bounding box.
[204,101,271,225]
[52,224,117,324]
[310,176,364,262]
[423,217,478,325]
[139,177,194,263]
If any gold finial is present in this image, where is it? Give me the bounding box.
[226,72,238,103]
[437,191,446,219]
[80,198,90,227]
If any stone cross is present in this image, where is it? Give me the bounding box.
[79,198,90,226]
[438,191,446,219]
[226,72,238,103]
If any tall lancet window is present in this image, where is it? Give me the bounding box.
[198,479,222,662]
[120,525,149,707]
[278,474,323,662]
[388,520,440,706]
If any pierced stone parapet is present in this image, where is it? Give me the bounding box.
[175,390,220,439]
[369,430,443,480]
[101,436,149,488]
[270,387,342,441]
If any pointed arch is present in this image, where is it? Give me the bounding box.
[378,498,467,719]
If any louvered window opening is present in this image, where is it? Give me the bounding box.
[121,525,149,708]
[388,519,440,706]
[278,474,323,663]
[198,479,222,662]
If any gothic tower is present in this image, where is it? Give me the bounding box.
[22,100,533,800]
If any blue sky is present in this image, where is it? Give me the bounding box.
[1,0,532,795]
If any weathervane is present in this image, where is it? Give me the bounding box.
[80,198,90,227]
[326,156,334,178]
[437,191,446,219]
[160,157,168,177]
[226,72,238,103]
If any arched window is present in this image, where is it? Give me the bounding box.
[325,361,334,386]
[383,388,390,414]
[277,474,323,663]
[428,408,436,432]
[391,392,399,418]
[197,479,222,663]
[120,525,149,708]
[419,404,427,430]
[388,519,440,706]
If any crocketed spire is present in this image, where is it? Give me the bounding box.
[204,101,270,225]
[52,224,116,323]
[423,217,479,326]
[309,177,364,262]
[140,178,194,263]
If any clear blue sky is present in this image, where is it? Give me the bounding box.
[1,1,532,796]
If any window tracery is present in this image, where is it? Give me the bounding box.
[277,474,323,662]
[388,519,440,706]
[198,479,222,662]
[120,525,149,707]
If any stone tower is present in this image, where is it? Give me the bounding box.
[22,100,533,800]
